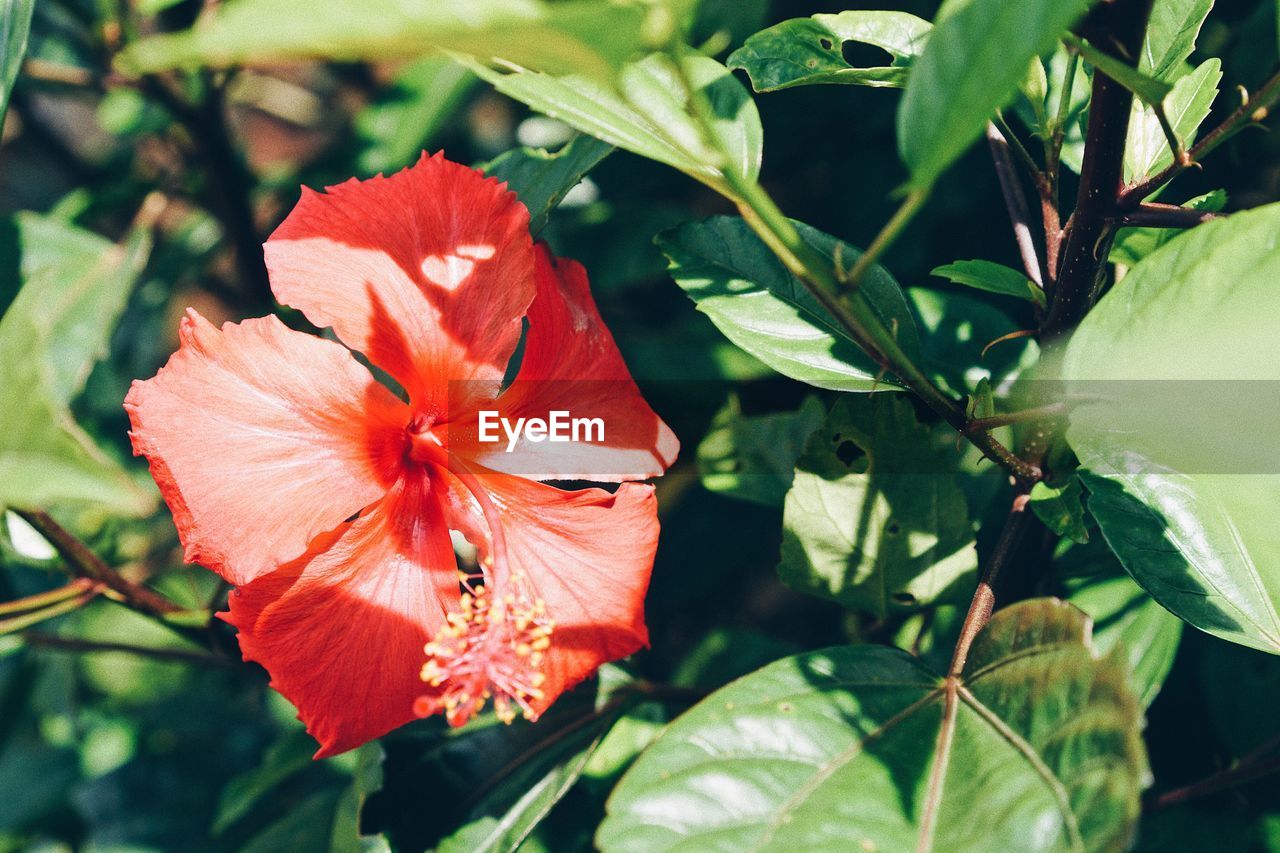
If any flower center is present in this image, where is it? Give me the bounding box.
[412,452,554,726]
[406,413,448,467]
[413,570,553,726]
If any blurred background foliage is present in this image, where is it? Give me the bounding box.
[1,0,1279,850]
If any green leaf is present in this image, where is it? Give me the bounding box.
[0,212,157,512]
[598,599,1147,852]
[1110,189,1226,265]
[331,744,391,853]
[1198,638,1280,757]
[658,216,920,392]
[1123,58,1221,184]
[906,286,1039,398]
[931,259,1046,308]
[1067,34,1174,105]
[0,0,34,125]
[1063,570,1182,707]
[481,134,614,235]
[118,0,676,81]
[897,0,1094,190]
[1030,477,1090,544]
[1064,203,1280,653]
[696,395,825,506]
[779,394,976,616]
[1141,0,1214,81]
[214,728,318,834]
[727,11,930,92]
[467,52,761,192]
[355,57,476,176]
[437,721,612,853]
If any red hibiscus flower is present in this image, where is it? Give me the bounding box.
[124,153,678,757]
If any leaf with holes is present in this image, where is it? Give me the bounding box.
[598,598,1148,852]
[658,216,921,392]
[697,395,826,507]
[778,394,976,617]
[728,11,930,92]
[1065,203,1280,653]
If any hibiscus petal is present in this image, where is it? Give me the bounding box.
[125,310,408,585]
[264,152,535,414]
[225,472,459,757]
[450,244,679,481]
[443,467,657,714]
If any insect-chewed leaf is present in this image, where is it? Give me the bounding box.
[598,598,1148,852]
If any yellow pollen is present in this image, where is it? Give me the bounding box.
[414,570,554,727]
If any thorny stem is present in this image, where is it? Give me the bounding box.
[964,402,1071,434]
[1120,68,1280,207]
[11,509,180,618]
[1042,0,1155,340]
[986,122,1047,291]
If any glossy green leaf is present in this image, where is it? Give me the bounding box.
[355,57,476,176]
[898,0,1094,189]
[118,0,675,81]
[931,259,1046,308]
[1030,477,1089,544]
[0,0,34,125]
[468,53,760,192]
[696,395,825,506]
[481,134,614,235]
[658,216,920,391]
[1064,203,1280,653]
[1110,189,1225,265]
[1063,571,1182,707]
[779,394,976,616]
[1123,58,1221,183]
[0,213,156,513]
[727,11,930,92]
[599,599,1147,852]
[1142,0,1214,80]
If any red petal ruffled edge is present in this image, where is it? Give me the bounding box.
[125,310,409,586]
[224,471,459,757]
[264,152,536,417]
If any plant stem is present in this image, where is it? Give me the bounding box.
[1120,68,1280,206]
[1117,202,1222,228]
[947,490,1034,678]
[12,509,179,618]
[1147,752,1280,811]
[21,632,237,668]
[964,402,1070,434]
[986,122,1047,291]
[730,179,1041,482]
[1042,0,1155,340]
[0,591,100,635]
[0,579,100,617]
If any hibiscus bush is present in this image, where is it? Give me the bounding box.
[3,0,1280,849]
